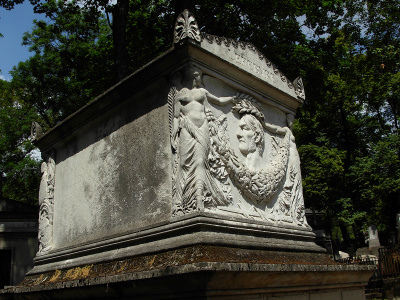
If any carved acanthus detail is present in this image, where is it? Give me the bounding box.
[38,157,55,253]
[293,77,305,100]
[174,9,201,44]
[31,121,43,140]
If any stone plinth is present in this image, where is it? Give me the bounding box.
[1,246,374,300]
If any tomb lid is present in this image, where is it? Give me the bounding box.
[173,9,305,104]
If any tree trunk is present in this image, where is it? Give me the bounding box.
[339,222,351,253]
[112,0,130,82]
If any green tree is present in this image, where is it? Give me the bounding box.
[0,79,41,203]
[295,0,400,247]
[10,0,114,128]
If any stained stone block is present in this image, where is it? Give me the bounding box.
[2,9,373,300]
[29,10,324,275]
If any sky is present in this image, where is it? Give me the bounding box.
[0,2,47,81]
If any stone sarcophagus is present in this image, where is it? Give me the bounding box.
[29,11,322,275]
[2,11,374,300]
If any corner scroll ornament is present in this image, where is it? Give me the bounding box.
[31,121,43,140]
[174,9,201,44]
[38,157,55,253]
[293,77,305,100]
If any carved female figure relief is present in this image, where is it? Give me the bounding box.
[275,114,309,227]
[169,67,235,215]
[38,157,55,253]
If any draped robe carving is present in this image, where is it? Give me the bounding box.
[170,74,235,215]
[38,157,55,252]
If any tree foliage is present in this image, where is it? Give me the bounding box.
[0,79,41,203]
[294,0,400,246]
[10,0,114,129]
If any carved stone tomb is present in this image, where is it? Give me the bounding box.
[2,10,373,300]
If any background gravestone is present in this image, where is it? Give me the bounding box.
[368,224,381,249]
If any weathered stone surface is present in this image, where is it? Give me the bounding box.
[52,88,172,249]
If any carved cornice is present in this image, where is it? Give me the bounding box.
[172,10,302,100]
[202,33,263,58]
[201,33,297,93]
[174,9,201,44]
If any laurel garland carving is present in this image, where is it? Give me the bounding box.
[216,128,290,204]
[232,93,265,122]
[167,69,304,222]
[212,95,290,205]
[205,107,233,203]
